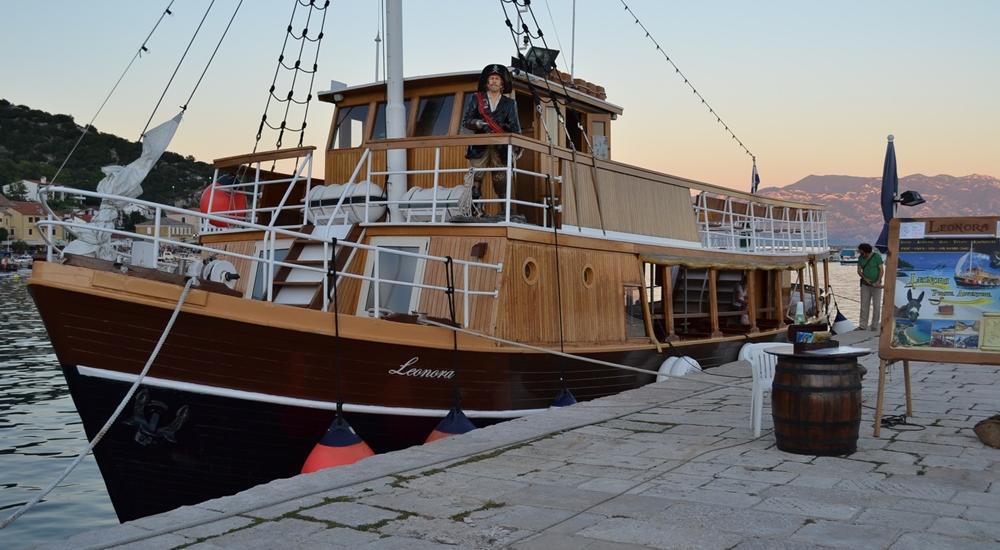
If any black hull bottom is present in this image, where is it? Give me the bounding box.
[63,365,498,523]
[62,334,781,522]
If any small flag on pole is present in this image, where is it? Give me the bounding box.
[750,160,760,194]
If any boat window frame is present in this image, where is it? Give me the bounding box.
[412,93,457,137]
[356,236,430,317]
[246,239,294,300]
[330,103,372,150]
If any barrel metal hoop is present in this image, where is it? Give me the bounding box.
[771,383,863,393]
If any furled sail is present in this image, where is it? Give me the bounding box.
[64,113,183,260]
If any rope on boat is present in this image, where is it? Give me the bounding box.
[416,316,750,390]
[0,278,196,530]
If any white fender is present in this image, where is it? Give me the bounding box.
[656,356,680,382]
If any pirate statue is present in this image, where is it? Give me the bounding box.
[461,64,521,206]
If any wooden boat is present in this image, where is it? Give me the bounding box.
[955,244,1000,288]
[26,11,831,524]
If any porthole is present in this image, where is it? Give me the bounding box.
[522,257,539,285]
[582,265,595,288]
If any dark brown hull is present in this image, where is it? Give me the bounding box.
[29,266,782,521]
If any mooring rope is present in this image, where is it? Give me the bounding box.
[0,278,196,530]
[417,316,750,390]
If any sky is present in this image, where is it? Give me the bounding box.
[2,0,999,191]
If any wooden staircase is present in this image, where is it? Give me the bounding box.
[272,224,364,309]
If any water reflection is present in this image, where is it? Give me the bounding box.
[0,272,116,549]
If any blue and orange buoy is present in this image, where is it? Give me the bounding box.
[301,414,374,473]
[551,386,577,407]
[425,406,476,443]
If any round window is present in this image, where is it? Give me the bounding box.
[582,265,595,288]
[522,258,539,285]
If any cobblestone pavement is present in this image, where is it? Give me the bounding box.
[44,332,999,549]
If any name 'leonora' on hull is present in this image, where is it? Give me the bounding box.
[26,2,832,523]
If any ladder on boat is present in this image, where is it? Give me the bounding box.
[272,224,364,309]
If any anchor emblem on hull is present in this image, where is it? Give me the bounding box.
[123,388,190,446]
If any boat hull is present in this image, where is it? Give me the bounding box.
[29,264,783,521]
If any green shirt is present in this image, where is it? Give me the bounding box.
[859,252,883,285]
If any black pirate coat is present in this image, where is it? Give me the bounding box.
[461,92,521,160]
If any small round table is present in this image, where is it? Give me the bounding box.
[764,345,872,456]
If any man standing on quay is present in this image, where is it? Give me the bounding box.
[857,242,884,331]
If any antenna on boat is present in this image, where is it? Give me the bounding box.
[374,0,384,82]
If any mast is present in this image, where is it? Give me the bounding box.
[385,0,406,222]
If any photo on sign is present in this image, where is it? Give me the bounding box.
[892,238,1000,349]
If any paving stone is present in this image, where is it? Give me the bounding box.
[302,526,381,547]
[639,485,762,508]
[836,477,957,501]
[791,520,900,548]
[497,484,611,511]
[889,531,999,550]
[887,440,965,457]
[242,495,327,520]
[920,454,993,471]
[952,490,1000,509]
[376,515,527,548]
[297,501,401,527]
[850,448,920,465]
[577,516,745,550]
[586,494,674,521]
[366,534,470,549]
[718,465,798,485]
[928,516,1000,540]
[889,497,967,518]
[852,507,937,532]
[754,497,859,520]
[176,515,257,540]
[113,533,193,550]
[201,518,326,548]
[730,538,827,550]
[510,532,653,550]
[468,503,578,531]
[575,476,641,493]
[650,502,804,537]
[703,476,774,495]
[359,489,490,519]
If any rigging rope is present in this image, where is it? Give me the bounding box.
[329,237,344,415]
[253,0,331,153]
[444,257,462,407]
[418,317,750,391]
[0,278,196,530]
[51,0,177,185]
[182,0,246,111]
[141,0,217,139]
[616,0,756,163]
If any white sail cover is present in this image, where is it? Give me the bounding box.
[64,113,182,259]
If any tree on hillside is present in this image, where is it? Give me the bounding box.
[123,211,147,232]
[5,181,28,201]
[0,227,8,242]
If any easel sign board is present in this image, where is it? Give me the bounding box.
[879,216,1000,364]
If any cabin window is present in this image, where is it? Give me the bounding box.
[592,120,609,159]
[565,109,583,151]
[332,104,370,149]
[372,99,412,140]
[413,94,455,136]
[359,237,429,316]
[624,285,647,338]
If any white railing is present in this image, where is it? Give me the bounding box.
[692,191,828,254]
[201,150,315,234]
[37,187,502,326]
[316,144,560,228]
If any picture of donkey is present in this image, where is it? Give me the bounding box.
[895,289,925,322]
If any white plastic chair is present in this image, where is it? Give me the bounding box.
[738,343,781,437]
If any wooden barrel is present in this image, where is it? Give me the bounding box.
[771,357,862,455]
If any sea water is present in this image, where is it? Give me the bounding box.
[0,272,116,549]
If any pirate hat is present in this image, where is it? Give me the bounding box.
[478,64,513,94]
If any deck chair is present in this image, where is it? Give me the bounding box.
[738,343,781,437]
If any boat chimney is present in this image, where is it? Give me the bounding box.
[385,0,407,222]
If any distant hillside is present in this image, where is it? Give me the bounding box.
[0,99,212,206]
[758,174,1000,245]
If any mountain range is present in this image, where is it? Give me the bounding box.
[758,174,1000,245]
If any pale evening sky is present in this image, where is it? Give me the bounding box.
[2,0,998,191]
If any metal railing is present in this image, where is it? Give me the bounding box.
[201,149,315,234]
[314,143,559,228]
[693,191,828,254]
[37,187,502,326]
